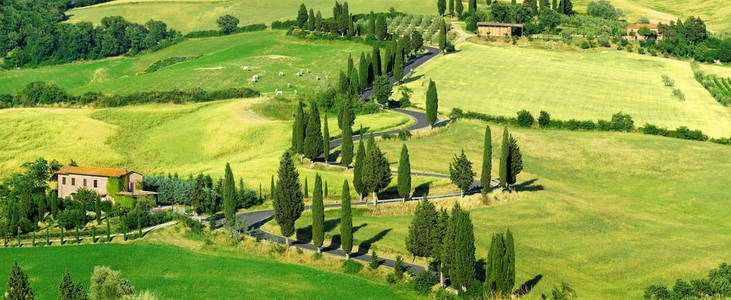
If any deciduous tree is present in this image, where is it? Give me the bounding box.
[217,15,239,34]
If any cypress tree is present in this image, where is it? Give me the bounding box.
[481,125,492,195]
[435,209,450,287]
[504,228,516,294]
[449,149,475,197]
[453,209,475,292]
[324,180,328,198]
[552,0,557,10]
[353,137,366,200]
[312,174,324,252]
[406,196,438,268]
[438,20,447,52]
[442,203,461,288]
[369,11,376,36]
[363,134,391,204]
[358,53,369,90]
[348,67,360,96]
[293,102,306,155]
[525,0,538,16]
[469,0,476,13]
[223,163,236,226]
[6,261,34,299]
[397,144,411,200]
[304,177,309,198]
[540,0,550,10]
[507,135,523,186]
[106,217,110,241]
[273,152,304,246]
[270,175,275,200]
[191,175,206,214]
[426,80,439,127]
[456,0,464,16]
[375,15,387,40]
[449,0,455,15]
[322,114,330,165]
[304,102,324,160]
[307,9,315,30]
[297,3,308,28]
[372,43,382,77]
[486,233,504,293]
[437,0,446,15]
[499,128,509,189]
[95,194,101,224]
[393,49,404,82]
[340,180,353,258]
[338,70,349,94]
[315,10,322,31]
[341,113,354,167]
[383,46,393,75]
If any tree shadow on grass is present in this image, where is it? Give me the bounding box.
[475,258,486,281]
[356,228,391,254]
[296,218,341,243]
[514,274,543,297]
[413,181,431,198]
[513,178,544,192]
[353,127,372,137]
[377,186,400,199]
[401,74,424,85]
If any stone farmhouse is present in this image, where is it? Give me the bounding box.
[55,166,153,203]
[625,23,663,41]
[477,22,524,38]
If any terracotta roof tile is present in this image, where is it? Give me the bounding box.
[56,166,137,177]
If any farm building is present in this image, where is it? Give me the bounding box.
[477,22,524,38]
[625,24,663,41]
[55,166,155,204]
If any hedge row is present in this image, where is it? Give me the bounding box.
[450,108,729,145]
[184,23,267,38]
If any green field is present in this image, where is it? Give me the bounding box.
[0,98,449,196]
[405,42,731,138]
[0,241,418,299]
[271,119,731,298]
[67,0,436,33]
[0,30,369,96]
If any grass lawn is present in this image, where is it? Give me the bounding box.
[0,30,369,96]
[66,0,436,33]
[0,98,430,197]
[268,119,731,298]
[0,241,418,299]
[404,42,731,137]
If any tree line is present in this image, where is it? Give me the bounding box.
[1,0,181,69]
[0,81,259,109]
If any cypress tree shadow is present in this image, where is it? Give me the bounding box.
[401,74,424,84]
[327,234,341,249]
[295,226,312,243]
[377,186,399,199]
[327,150,341,162]
[514,274,543,297]
[475,258,486,281]
[413,182,431,197]
[513,178,544,192]
[353,127,372,137]
[356,228,391,254]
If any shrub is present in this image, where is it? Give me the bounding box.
[381,133,396,140]
[342,259,363,274]
[538,111,551,127]
[516,110,534,127]
[580,40,590,49]
[638,47,645,54]
[393,256,405,280]
[672,88,685,101]
[369,251,380,269]
[398,129,412,140]
[90,266,135,300]
[597,34,610,47]
[662,75,675,87]
[411,271,437,295]
[551,282,577,299]
[610,112,634,132]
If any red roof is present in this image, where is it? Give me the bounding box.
[56,166,137,177]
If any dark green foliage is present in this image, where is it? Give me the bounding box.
[322,114,330,163]
[456,0,464,16]
[393,256,405,280]
[485,229,516,296]
[223,163,235,226]
[393,50,404,83]
[312,174,324,250]
[307,9,316,30]
[499,128,509,189]
[369,250,380,269]
[372,75,392,105]
[449,0,455,15]
[587,0,620,20]
[359,53,370,90]
[644,262,731,299]
[270,176,275,200]
[481,125,492,195]
[340,180,353,255]
[304,177,309,198]
[507,135,523,186]
[273,152,304,240]
[184,24,266,38]
[304,102,324,160]
[363,134,392,201]
[438,0,447,15]
[438,21,447,52]
[342,259,363,274]
[406,197,439,267]
[293,102,306,154]
[340,113,354,167]
[297,4,309,28]
[610,112,634,132]
[411,271,437,295]
[59,270,87,300]
[524,0,538,16]
[469,0,477,13]
[353,138,366,198]
[372,44,382,77]
[551,282,577,300]
[426,80,439,127]
[375,15,388,40]
[397,145,411,199]
[6,261,34,300]
[505,229,516,292]
[538,111,551,127]
[216,15,239,34]
[449,150,475,196]
[517,109,535,127]
[452,209,475,292]
[552,0,558,10]
[558,0,574,15]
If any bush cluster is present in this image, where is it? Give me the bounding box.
[644,262,731,299]
[184,23,267,38]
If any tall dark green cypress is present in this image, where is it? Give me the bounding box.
[508,135,523,186]
[353,137,366,200]
[481,125,492,195]
[499,128,509,189]
[449,0,455,15]
[442,203,461,287]
[270,175,275,199]
[456,0,464,15]
[552,0,557,10]
[363,134,391,204]
[453,209,475,292]
[504,228,516,293]
[406,196,438,268]
[375,15,387,40]
[340,113,354,167]
[426,80,439,127]
[435,209,450,287]
[449,149,475,197]
[293,102,306,155]
[347,54,354,75]
[304,177,309,198]
[393,49,404,82]
[372,43,382,77]
[469,0,476,13]
[307,9,315,30]
[304,102,323,160]
[486,231,514,296]
[312,174,324,252]
[438,0,446,15]
[223,163,236,226]
[438,20,447,52]
[324,180,328,198]
[297,3,308,28]
[340,180,353,258]
[358,53,369,90]
[397,144,411,199]
[273,152,304,246]
[6,261,34,299]
[322,114,330,165]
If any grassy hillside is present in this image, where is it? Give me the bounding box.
[271,120,731,298]
[405,42,731,137]
[0,31,369,96]
[0,241,417,299]
[67,0,436,33]
[0,98,447,196]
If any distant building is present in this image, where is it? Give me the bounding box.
[625,24,663,41]
[477,22,524,38]
[55,166,153,203]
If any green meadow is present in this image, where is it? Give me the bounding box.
[67,0,436,33]
[405,42,731,138]
[0,30,369,96]
[0,242,418,299]
[271,119,731,298]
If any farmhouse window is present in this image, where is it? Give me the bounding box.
[71,178,75,186]
[62,177,66,185]
[94,180,98,188]
[83,179,87,187]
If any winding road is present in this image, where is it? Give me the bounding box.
[221,45,498,280]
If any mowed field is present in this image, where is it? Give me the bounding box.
[67,0,436,33]
[0,241,419,299]
[270,119,731,298]
[405,42,731,138]
[0,98,449,197]
[0,31,369,96]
